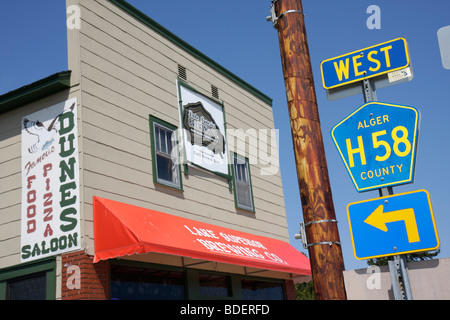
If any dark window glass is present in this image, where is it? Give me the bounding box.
[110,265,185,300]
[7,272,46,300]
[241,279,284,300]
[199,274,231,297]
[233,154,254,211]
[156,154,174,182]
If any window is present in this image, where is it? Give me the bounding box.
[232,153,254,212]
[111,265,185,300]
[6,273,46,300]
[109,263,287,300]
[150,116,182,190]
[0,258,56,300]
[199,273,231,297]
[241,279,284,300]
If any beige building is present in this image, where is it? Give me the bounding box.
[0,0,310,300]
[343,258,450,300]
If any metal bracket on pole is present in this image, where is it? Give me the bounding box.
[362,78,377,102]
[266,1,304,28]
[295,220,341,249]
[294,222,308,248]
[388,255,413,300]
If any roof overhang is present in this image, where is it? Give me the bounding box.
[0,71,71,115]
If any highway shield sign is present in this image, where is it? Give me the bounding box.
[331,101,419,192]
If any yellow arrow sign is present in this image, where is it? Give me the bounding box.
[364,205,420,243]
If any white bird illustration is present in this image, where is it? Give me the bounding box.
[23,102,75,154]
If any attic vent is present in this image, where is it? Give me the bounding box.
[178,64,187,81]
[211,85,219,99]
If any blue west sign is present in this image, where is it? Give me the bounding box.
[331,101,419,192]
[321,38,410,90]
[347,190,439,260]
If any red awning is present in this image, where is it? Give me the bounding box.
[93,197,311,276]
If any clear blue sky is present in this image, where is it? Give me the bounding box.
[1,1,449,272]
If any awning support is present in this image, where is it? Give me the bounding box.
[244,267,269,275]
[182,258,211,268]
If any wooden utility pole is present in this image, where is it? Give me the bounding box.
[270,0,346,299]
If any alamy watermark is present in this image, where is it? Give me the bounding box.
[366,265,381,290]
[175,128,280,176]
[65,264,81,290]
[227,128,280,176]
[67,5,81,30]
[367,5,381,30]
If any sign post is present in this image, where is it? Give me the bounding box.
[361,75,414,300]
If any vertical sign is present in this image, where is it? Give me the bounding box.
[21,98,81,262]
[437,26,450,70]
[177,81,229,176]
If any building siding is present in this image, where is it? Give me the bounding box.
[74,0,288,257]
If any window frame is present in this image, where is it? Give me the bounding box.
[231,152,255,212]
[0,258,56,300]
[149,115,183,191]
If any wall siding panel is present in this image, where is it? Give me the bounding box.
[75,0,288,254]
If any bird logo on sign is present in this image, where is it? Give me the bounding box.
[23,102,75,154]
